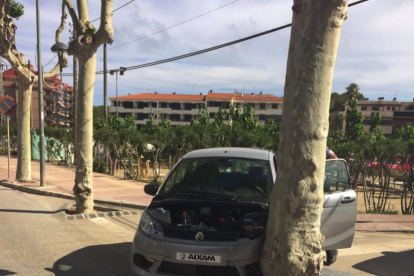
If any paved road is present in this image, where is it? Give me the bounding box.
[0,186,142,276]
[1,187,414,276]
[331,231,414,276]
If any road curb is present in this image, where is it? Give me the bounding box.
[356,228,414,233]
[0,180,147,210]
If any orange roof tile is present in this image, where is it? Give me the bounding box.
[206,93,234,100]
[233,95,283,102]
[109,93,206,102]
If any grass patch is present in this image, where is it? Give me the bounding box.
[365,209,399,215]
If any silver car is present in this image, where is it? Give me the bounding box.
[131,148,357,276]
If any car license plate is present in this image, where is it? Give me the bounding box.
[175,252,221,264]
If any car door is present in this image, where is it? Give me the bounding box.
[321,159,357,251]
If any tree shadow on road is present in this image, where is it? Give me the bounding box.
[45,242,135,276]
[0,269,17,276]
[353,250,414,276]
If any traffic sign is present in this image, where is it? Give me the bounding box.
[0,96,16,115]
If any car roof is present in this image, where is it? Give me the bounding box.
[183,147,272,160]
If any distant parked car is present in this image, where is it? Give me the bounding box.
[131,148,357,276]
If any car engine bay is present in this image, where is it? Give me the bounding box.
[146,203,268,240]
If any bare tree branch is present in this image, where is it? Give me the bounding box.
[92,0,114,50]
[43,55,68,80]
[63,0,81,35]
[56,1,67,43]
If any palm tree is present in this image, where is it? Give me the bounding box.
[345,83,364,100]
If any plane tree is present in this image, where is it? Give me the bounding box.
[260,1,348,275]
[60,0,114,213]
[0,0,66,182]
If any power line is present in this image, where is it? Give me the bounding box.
[91,0,136,23]
[97,54,285,86]
[63,23,291,76]
[97,55,285,86]
[105,0,240,52]
[44,0,136,69]
[63,0,370,77]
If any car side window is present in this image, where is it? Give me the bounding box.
[324,160,350,194]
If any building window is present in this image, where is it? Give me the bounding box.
[160,102,167,108]
[136,113,149,120]
[362,120,371,125]
[184,103,196,110]
[361,106,367,111]
[208,101,221,107]
[392,107,395,111]
[170,103,181,110]
[123,101,134,109]
[137,102,149,109]
[387,107,391,111]
[150,102,157,107]
[260,104,266,110]
[210,113,215,119]
[272,104,278,109]
[259,115,266,121]
[169,114,181,121]
[372,107,379,111]
[223,102,230,109]
[183,115,193,122]
[379,120,393,126]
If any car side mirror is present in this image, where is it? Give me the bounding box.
[144,183,159,196]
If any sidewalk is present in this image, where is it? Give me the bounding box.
[1,155,414,231]
[0,155,152,208]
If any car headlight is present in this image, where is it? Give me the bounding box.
[242,222,265,240]
[140,212,164,235]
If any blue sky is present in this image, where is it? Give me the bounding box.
[10,0,414,105]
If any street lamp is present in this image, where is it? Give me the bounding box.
[51,42,68,75]
[111,68,126,116]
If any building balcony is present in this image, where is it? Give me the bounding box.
[254,109,282,115]
[44,95,57,101]
[361,110,394,118]
[45,117,56,123]
[110,106,200,115]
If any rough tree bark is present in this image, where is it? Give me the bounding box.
[15,80,32,181]
[63,0,114,213]
[260,1,348,275]
[0,0,65,182]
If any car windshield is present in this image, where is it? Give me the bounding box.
[158,157,272,198]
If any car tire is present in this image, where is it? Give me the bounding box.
[324,249,338,266]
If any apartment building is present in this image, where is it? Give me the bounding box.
[109,90,283,129]
[3,65,73,128]
[342,97,414,137]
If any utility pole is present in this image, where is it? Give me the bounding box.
[0,58,4,125]
[36,0,46,187]
[116,71,118,116]
[73,55,77,162]
[104,43,108,124]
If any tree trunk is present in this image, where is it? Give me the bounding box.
[73,56,96,214]
[260,1,347,275]
[73,55,77,165]
[16,81,33,182]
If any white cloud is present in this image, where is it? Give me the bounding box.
[11,0,414,105]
